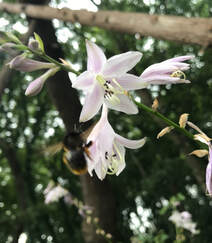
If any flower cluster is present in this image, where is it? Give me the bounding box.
[2,34,193,180]
[169,210,199,235]
[71,40,192,179]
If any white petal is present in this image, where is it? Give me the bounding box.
[72,71,95,90]
[115,135,146,149]
[79,84,104,122]
[162,55,193,63]
[103,51,142,78]
[86,40,106,73]
[115,144,126,176]
[94,160,107,180]
[117,74,147,90]
[105,94,138,114]
[140,75,189,85]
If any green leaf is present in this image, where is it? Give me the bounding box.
[34,32,45,52]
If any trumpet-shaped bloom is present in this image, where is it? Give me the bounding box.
[72,40,145,122]
[8,55,55,72]
[25,67,59,96]
[139,55,193,85]
[85,104,146,180]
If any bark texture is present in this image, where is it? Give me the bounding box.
[1,2,212,46]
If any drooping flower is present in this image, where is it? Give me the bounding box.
[85,104,146,180]
[8,54,56,72]
[25,67,59,96]
[139,55,193,85]
[72,40,145,122]
[206,147,212,195]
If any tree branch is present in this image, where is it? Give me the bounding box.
[1,2,212,46]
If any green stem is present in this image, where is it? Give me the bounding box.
[134,100,208,149]
[28,48,80,75]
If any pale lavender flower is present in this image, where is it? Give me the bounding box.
[44,184,68,204]
[86,104,146,180]
[25,67,59,96]
[72,40,145,122]
[139,56,193,85]
[169,210,199,235]
[206,146,212,195]
[8,54,55,72]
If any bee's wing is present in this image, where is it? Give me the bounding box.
[80,122,97,142]
[42,142,64,156]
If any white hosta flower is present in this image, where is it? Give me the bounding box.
[169,210,199,235]
[44,184,68,204]
[139,55,193,85]
[86,104,146,180]
[71,40,145,122]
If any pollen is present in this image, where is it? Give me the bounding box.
[171,70,186,80]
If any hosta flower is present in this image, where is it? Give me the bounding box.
[8,54,55,72]
[25,67,59,96]
[139,55,193,85]
[206,146,212,195]
[72,40,145,122]
[85,104,146,180]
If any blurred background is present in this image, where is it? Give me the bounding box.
[0,0,212,242]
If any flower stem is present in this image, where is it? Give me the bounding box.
[134,100,208,149]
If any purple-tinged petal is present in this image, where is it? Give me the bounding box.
[86,40,106,73]
[117,74,148,90]
[25,77,45,96]
[72,71,95,90]
[94,159,107,180]
[115,135,146,149]
[79,84,104,122]
[105,94,138,114]
[206,147,212,195]
[162,55,194,63]
[103,51,142,78]
[140,75,190,85]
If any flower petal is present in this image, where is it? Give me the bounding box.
[105,94,138,114]
[162,55,194,63]
[103,51,142,78]
[140,75,190,85]
[206,147,212,195]
[115,143,126,176]
[86,40,106,73]
[72,71,95,90]
[117,74,148,90]
[115,135,146,149]
[94,159,107,180]
[79,84,104,122]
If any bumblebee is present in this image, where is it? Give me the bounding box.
[45,125,94,175]
[62,131,92,175]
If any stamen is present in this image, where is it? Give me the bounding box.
[170,70,186,80]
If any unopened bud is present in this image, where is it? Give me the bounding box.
[8,55,55,72]
[28,39,39,51]
[25,67,59,96]
[152,98,159,111]
[189,149,208,158]
[86,216,92,224]
[179,113,189,128]
[157,126,174,139]
[94,217,99,223]
[106,233,112,239]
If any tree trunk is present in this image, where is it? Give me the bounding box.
[1,2,212,46]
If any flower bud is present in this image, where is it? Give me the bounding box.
[179,113,189,128]
[152,98,159,111]
[28,39,39,51]
[25,67,59,96]
[189,149,208,158]
[157,126,174,139]
[8,55,56,72]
